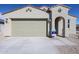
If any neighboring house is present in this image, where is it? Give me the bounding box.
[0,5,77,37]
[76,24,79,35]
[76,24,79,31]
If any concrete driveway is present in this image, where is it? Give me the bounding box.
[0,37,79,54]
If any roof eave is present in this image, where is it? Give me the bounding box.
[52,4,71,9]
[2,5,48,15]
[69,14,77,18]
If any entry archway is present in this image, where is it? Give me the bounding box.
[55,17,65,37]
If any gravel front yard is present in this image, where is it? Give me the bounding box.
[0,37,79,54]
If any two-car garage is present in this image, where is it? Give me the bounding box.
[12,19,47,37]
[2,6,49,37]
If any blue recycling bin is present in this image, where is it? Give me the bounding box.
[51,31,56,37]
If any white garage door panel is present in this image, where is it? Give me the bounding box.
[12,19,46,37]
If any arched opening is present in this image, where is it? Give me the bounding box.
[55,17,65,37]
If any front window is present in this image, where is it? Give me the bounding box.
[68,19,70,28]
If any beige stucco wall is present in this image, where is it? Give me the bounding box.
[51,6,69,14]
[3,6,49,18]
[51,5,77,37]
[2,6,49,36]
[68,15,77,34]
[2,18,12,36]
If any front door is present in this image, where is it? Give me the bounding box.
[55,17,65,37]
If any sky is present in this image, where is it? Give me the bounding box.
[0,4,79,24]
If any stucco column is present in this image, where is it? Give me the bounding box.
[52,20,56,32]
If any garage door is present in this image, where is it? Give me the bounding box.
[12,19,47,37]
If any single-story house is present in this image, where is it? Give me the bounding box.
[0,5,77,37]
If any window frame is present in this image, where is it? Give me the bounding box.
[68,19,70,28]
